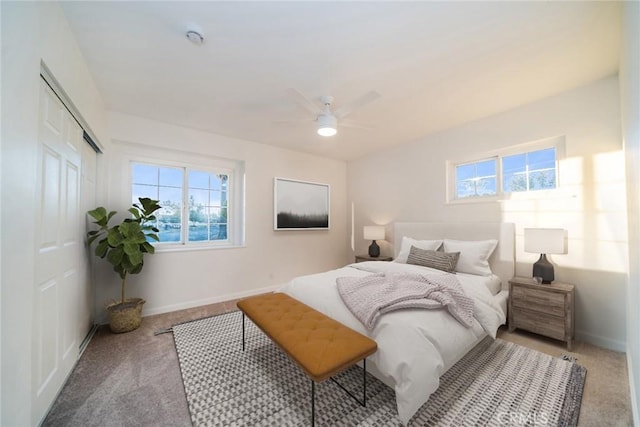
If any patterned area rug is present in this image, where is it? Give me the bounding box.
[173,312,586,426]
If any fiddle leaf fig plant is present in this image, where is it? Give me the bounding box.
[87,197,161,305]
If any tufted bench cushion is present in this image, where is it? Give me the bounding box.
[237,292,377,382]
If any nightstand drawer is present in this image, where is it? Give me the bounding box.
[512,309,566,341]
[508,277,575,350]
[511,286,565,317]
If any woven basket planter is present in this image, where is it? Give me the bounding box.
[107,298,146,333]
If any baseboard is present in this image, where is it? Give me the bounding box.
[140,284,282,318]
[628,350,640,427]
[575,330,626,353]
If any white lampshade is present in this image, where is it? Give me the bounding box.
[364,226,385,241]
[524,228,568,254]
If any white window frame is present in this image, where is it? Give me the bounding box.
[131,161,234,247]
[452,157,499,200]
[119,141,245,252]
[446,136,566,204]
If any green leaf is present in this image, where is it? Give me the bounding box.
[123,242,140,256]
[142,242,155,254]
[87,233,103,245]
[95,239,109,257]
[128,207,141,219]
[146,233,160,242]
[130,261,144,275]
[119,221,142,237]
[87,207,107,221]
[107,211,117,222]
[128,249,143,266]
[107,228,125,247]
[107,246,124,266]
[139,198,162,216]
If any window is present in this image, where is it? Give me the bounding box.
[502,147,556,193]
[455,159,497,198]
[131,163,231,245]
[448,137,562,202]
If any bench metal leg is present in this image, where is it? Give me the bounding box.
[329,359,368,407]
[310,359,368,426]
[242,312,245,351]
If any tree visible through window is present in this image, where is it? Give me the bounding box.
[131,163,230,244]
[503,147,556,193]
[451,144,558,201]
[455,159,497,198]
[187,170,228,242]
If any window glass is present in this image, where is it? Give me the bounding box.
[455,159,497,198]
[503,147,556,193]
[132,163,231,245]
[187,171,229,242]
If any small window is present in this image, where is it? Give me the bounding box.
[503,148,556,193]
[447,136,563,203]
[131,163,232,245]
[455,159,497,198]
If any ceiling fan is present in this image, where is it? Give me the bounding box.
[283,88,381,137]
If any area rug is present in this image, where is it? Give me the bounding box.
[173,311,586,426]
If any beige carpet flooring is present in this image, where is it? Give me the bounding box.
[44,299,633,426]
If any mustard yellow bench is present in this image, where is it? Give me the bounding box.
[237,292,377,426]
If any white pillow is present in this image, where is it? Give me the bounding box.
[442,239,498,276]
[394,237,443,263]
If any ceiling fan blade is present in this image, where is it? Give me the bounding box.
[286,88,322,115]
[273,118,313,128]
[334,91,381,119]
[340,118,373,130]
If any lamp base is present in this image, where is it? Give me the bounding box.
[532,254,554,284]
[368,240,380,257]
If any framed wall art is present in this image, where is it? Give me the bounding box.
[274,178,330,230]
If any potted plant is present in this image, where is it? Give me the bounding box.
[87,197,161,333]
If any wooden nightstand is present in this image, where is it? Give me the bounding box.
[508,277,575,351]
[355,255,393,263]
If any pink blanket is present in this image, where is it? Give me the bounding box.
[336,272,474,330]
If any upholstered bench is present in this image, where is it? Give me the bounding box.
[237,292,377,426]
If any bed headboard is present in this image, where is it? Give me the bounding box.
[393,222,515,291]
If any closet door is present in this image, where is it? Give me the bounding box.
[32,80,88,423]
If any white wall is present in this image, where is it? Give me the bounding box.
[1,2,109,425]
[621,1,640,423]
[97,112,348,321]
[348,76,627,351]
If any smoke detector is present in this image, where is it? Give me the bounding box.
[186,30,204,45]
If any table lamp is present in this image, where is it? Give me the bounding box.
[524,228,567,284]
[364,226,385,257]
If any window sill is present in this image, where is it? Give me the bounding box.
[446,189,576,205]
[445,196,500,205]
[154,243,246,254]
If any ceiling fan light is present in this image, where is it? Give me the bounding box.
[317,126,337,137]
[317,114,337,137]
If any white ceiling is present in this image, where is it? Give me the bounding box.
[60,1,621,161]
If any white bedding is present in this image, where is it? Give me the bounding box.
[279,261,506,425]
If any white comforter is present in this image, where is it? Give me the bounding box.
[279,261,506,425]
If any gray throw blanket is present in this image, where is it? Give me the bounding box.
[336,272,474,330]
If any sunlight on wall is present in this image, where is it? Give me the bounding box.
[503,150,628,275]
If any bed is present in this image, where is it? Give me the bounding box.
[279,222,515,425]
